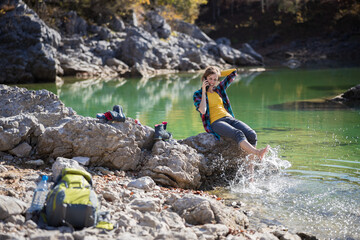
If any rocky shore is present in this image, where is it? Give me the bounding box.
[0,0,263,84]
[0,84,318,239]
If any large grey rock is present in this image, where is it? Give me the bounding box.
[172,20,213,43]
[145,11,171,39]
[9,142,32,157]
[180,133,247,186]
[240,43,264,64]
[0,114,41,152]
[52,157,86,180]
[109,16,126,32]
[0,84,74,118]
[37,117,143,170]
[140,141,203,189]
[57,52,118,77]
[63,11,88,36]
[127,176,156,191]
[0,0,61,84]
[218,44,259,66]
[0,195,27,220]
[170,194,248,228]
[117,27,158,68]
[0,84,74,152]
[129,198,161,212]
[0,84,251,190]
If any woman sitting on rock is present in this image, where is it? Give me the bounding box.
[193,66,270,164]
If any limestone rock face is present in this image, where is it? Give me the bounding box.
[0,114,40,152]
[140,141,203,189]
[0,85,74,118]
[180,133,247,186]
[171,19,213,43]
[0,85,155,171]
[0,0,61,83]
[0,84,75,152]
[0,1,264,83]
[37,117,143,171]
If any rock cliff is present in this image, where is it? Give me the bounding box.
[0,0,263,84]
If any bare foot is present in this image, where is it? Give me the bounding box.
[258,145,270,161]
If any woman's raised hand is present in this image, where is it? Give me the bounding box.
[202,78,209,91]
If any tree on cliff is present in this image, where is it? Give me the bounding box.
[23,0,208,27]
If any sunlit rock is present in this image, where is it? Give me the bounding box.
[0,84,73,118]
[180,133,247,186]
[140,140,203,189]
[0,195,27,220]
[52,157,86,180]
[9,142,32,158]
[37,116,143,171]
[169,194,249,228]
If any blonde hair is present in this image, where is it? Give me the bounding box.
[201,66,220,82]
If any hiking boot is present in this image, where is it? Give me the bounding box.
[154,123,172,141]
[96,113,107,120]
[162,121,167,130]
[111,105,126,122]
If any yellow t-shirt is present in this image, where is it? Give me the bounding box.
[207,91,231,124]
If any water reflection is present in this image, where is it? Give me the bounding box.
[56,70,267,138]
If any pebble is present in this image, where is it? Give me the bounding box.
[95,167,114,175]
[0,160,308,240]
[25,159,44,166]
[0,165,8,173]
[72,156,90,166]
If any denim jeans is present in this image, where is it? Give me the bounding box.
[210,117,257,146]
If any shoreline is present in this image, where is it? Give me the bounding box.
[0,83,318,239]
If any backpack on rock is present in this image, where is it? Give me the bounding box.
[45,168,100,229]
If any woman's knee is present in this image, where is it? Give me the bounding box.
[234,130,246,144]
[247,130,257,146]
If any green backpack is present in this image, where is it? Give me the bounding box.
[45,168,100,229]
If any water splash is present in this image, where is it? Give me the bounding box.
[230,146,291,194]
[228,147,360,239]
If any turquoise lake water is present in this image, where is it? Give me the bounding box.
[18,67,360,239]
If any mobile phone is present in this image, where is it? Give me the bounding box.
[204,77,209,91]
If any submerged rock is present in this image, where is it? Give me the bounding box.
[269,84,360,111]
[332,84,360,108]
